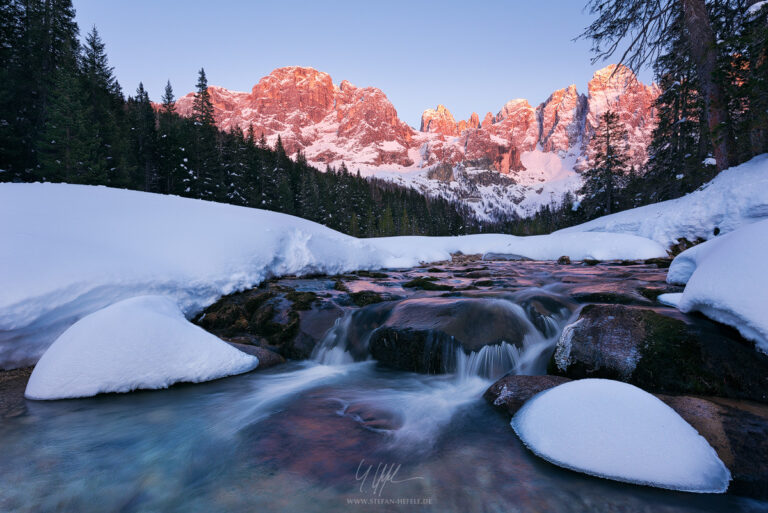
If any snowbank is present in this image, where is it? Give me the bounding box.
[511,379,730,493]
[364,231,664,267]
[558,154,768,248]
[25,296,258,400]
[667,220,768,353]
[0,183,664,369]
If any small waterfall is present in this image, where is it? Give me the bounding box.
[311,288,576,381]
[311,315,355,365]
[454,342,522,381]
[451,294,575,380]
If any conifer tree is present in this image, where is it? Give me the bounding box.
[157,81,186,194]
[79,26,125,186]
[189,68,220,199]
[36,65,87,182]
[378,206,395,236]
[126,83,158,191]
[579,110,630,218]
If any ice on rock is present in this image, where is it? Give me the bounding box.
[511,379,731,493]
[25,296,259,400]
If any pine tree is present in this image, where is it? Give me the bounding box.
[189,68,220,199]
[578,110,630,218]
[638,9,713,204]
[3,0,80,180]
[581,0,735,170]
[79,26,125,186]
[157,81,186,194]
[378,206,395,236]
[126,82,158,191]
[36,65,87,182]
[298,170,321,221]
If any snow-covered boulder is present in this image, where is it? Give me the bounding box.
[558,154,768,248]
[511,379,731,493]
[25,296,259,400]
[667,219,768,354]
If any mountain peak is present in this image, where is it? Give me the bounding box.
[420,104,458,136]
[173,64,657,175]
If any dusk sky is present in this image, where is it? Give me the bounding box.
[72,0,652,128]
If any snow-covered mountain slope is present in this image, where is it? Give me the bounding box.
[0,182,664,369]
[559,154,768,248]
[173,64,658,219]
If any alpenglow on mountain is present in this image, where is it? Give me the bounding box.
[174,64,659,220]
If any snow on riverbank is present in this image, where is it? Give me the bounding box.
[0,183,664,369]
[25,296,258,400]
[559,154,768,248]
[512,379,731,493]
[667,219,768,354]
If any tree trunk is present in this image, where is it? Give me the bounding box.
[680,0,731,170]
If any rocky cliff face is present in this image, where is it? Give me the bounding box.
[176,64,657,174]
[173,64,658,219]
[175,66,415,168]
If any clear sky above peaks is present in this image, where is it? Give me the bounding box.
[72,0,652,128]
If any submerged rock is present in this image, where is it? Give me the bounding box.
[224,342,286,369]
[551,304,768,402]
[484,374,572,414]
[482,252,531,261]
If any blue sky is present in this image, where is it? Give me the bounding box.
[73,0,652,128]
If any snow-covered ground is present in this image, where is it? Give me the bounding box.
[560,154,768,248]
[511,379,730,493]
[25,296,258,400]
[0,182,664,369]
[667,219,768,354]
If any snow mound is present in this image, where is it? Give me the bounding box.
[558,154,768,248]
[657,293,683,308]
[667,219,768,353]
[25,296,258,400]
[511,379,730,493]
[0,183,665,369]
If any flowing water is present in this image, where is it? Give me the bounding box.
[1,262,766,512]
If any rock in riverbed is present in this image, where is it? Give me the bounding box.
[368,297,531,373]
[551,304,768,402]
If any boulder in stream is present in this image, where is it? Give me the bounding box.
[551,304,768,402]
[368,297,532,374]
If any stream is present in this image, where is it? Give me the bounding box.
[1,260,766,512]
